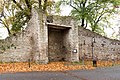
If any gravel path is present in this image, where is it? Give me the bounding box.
[1,65,120,80]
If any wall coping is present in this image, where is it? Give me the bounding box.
[47,23,71,29]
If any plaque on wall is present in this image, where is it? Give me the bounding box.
[73,49,77,53]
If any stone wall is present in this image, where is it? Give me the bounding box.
[0,32,32,62]
[0,8,120,63]
[48,28,64,61]
[47,15,80,62]
[47,15,76,26]
[48,26,79,62]
[78,27,120,60]
[0,8,49,63]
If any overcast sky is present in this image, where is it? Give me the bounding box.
[0,26,9,39]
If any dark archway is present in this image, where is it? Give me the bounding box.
[47,23,71,62]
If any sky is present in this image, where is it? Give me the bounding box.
[0,26,9,39]
[105,14,120,38]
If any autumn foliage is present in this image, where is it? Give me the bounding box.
[0,61,120,73]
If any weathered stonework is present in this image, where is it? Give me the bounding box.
[48,28,64,61]
[0,8,120,63]
[0,32,31,62]
[78,27,120,60]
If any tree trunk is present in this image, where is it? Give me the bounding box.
[81,1,86,27]
[6,27,11,35]
[81,18,84,27]
[38,0,42,9]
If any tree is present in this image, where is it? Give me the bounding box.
[0,0,12,34]
[0,0,54,35]
[0,0,32,35]
[11,0,33,34]
[57,0,120,35]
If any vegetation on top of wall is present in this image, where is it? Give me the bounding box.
[0,45,6,51]
[0,41,17,53]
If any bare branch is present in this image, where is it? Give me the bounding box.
[70,3,81,13]
[12,0,23,10]
[95,8,105,24]
[25,0,32,10]
[0,18,11,34]
[38,0,42,9]
[73,1,80,8]
[43,0,48,11]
